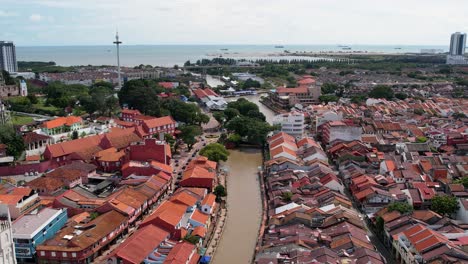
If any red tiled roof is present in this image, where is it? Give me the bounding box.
[159,82,174,89]
[94,147,125,162]
[297,77,316,85]
[105,127,142,149]
[23,132,50,144]
[143,116,176,129]
[0,194,23,205]
[201,193,216,207]
[114,225,169,264]
[121,109,142,115]
[192,226,206,238]
[163,242,196,264]
[276,86,308,94]
[26,177,63,192]
[190,210,209,225]
[42,116,82,129]
[45,134,103,158]
[270,145,297,158]
[182,166,215,181]
[170,191,198,207]
[193,88,218,99]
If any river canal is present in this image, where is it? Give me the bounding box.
[212,95,275,264]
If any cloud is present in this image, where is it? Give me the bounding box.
[0,10,18,17]
[29,14,43,22]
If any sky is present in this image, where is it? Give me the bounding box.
[0,0,467,46]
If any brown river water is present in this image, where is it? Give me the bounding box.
[213,94,275,264]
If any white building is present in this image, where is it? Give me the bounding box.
[273,111,305,138]
[0,205,16,264]
[202,95,227,111]
[450,32,466,56]
[0,41,17,73]
[447,32,467,65]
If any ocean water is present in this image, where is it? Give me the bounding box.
[16,44,447,67]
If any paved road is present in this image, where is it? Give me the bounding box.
[9,110,54,120]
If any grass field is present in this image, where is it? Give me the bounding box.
[11,115,34,125]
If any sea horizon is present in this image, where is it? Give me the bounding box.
[16,44,448,67]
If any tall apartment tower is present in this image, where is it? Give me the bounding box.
[449,32,466,56]
[0,41,18,73]
[0,205,17,264]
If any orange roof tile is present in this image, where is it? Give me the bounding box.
[190,210,209,225]
[182,166,215,181]
[0,194,23,205]
[201,193,216,207]
[43,116,82,129]
[114,225,169,264]
[192,226,207,238]
[143,116,176,129]
[170,191,198,207]
[270,145,297,158]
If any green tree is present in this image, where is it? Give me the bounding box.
[388,202,413,214]
[1,70,15,85]
[246,109,266,121]
[223,108,240,122]
[369,85,394,99]
[227,134,242,145]
[226,116,273,145]
[416,136,428,143]
[118,79,162,116]
[179,125,202,151]
[0,125,25,158]
[350,95,366,104]
[199,143,229,162]
[455,177,468,188]
[213,111,226,125]
[90,212,100,220]
[242,78,261,89]
[321,83,339,94]
[71,130,79,140]
[375,216,384,235]
[319,94,339,103]
[183,234,199,245]
[196,113,210,126]
[282,191,293,202]
[414,108,425,115]
[395,92,408,100]
[214,184,227,201]
[431,195,459,216]
[162,99,208,125]
[26,94,39,104]
[452,112,467,119]
[227,98,259,116]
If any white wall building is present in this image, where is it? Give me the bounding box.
[273,111,305,138]
[447,32,467,65]
[0,41,17,73]
[0,205,17,264]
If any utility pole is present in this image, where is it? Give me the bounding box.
[113,31,122,90]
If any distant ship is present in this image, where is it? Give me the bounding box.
[220,48,229,51]
[394,47,402,50]
[275,45,284,48]
[337,45,348,47]
[342,47,352,50]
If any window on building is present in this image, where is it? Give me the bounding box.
[40,251,45,256]
[62,252,67,257]
[72,253,77,258]
[51,252,56,257]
